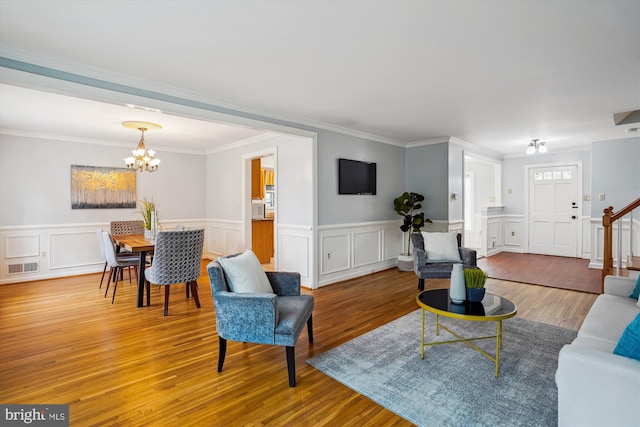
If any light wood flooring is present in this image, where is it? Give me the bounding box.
[0,262,597,426]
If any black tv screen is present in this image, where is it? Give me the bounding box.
[338,158,376,195]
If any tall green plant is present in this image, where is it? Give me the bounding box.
[136,198,157,230]
[393,191,432,255]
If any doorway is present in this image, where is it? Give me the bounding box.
[527,163,581,257]
[248,153,276,267]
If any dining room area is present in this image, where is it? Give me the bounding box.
[99,218,205,315]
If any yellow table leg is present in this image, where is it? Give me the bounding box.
[495,320,501,377]
[421,308,425,359]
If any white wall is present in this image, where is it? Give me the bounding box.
[0,134,207,283]
[205,133,316,286]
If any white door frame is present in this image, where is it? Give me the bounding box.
[243,147,278,265]
[524,161,583,257]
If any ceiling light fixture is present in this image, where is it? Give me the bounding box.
[123,121,161,172]
[526,139,547,155]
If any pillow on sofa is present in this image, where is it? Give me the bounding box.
[629,275,640,299]
[421,232,462,262]
[613,313,640,361]
[218,250,274,294]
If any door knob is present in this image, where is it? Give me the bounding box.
[571,215,577,219]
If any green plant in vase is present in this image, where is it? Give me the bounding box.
[136,198,158,237]
[464,268,488,302]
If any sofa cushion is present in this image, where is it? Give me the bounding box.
[218,250,274,294]
[570,336,617,353]
[577,294,639,345]
[613,313,640,361]
[421,231,462,262]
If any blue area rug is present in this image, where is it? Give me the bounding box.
[307,310,577,427]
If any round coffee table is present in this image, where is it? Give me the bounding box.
[416,288,517,377]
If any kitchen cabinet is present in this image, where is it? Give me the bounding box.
[251,158,262,199]
[252,219,274,264]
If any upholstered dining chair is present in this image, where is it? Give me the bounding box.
[110,220,146,256]
[96,229,138,289]
[207,250,314,387]
[102,231,140,303]
[411,232,477,291]
[110,220,145,235]
[144,228,204,316]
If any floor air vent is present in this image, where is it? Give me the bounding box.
[7,262,40,275]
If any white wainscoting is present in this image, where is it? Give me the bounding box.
[318,220,401,287]
[588,217,640,270]
[1,220,209,285]
[206,220,242,259]
[277,224,314,288]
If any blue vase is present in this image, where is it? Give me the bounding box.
[466,287,486,303]
[450,263,466,303]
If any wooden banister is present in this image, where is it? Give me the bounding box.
[602,197,640,291]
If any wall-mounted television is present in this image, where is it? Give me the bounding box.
[338,158,377,195]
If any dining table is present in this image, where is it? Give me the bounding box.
[112,233,155,307]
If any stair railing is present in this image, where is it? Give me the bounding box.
[602,197,640,291]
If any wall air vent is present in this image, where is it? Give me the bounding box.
[7,262,40,275]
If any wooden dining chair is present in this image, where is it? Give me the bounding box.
[144,228,204,316]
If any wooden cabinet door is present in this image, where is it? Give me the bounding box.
[251,159,262,199]
[252,220,274,264]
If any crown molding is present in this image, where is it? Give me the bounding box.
[0,128,205,155]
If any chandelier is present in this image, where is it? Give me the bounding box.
[123,121,161,172]
[526,138,547,155]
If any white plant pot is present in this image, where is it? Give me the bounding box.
[397,254,413,271]
[144,229,153,239]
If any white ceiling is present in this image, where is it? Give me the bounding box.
[0,0,639,156]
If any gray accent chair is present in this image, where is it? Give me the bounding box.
[207,255,314,387]
[144,228,204,315]
[411,233,477,291]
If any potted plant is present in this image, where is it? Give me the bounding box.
[464,268,488,302]
[393,191,432,271]
[136,198,158,238]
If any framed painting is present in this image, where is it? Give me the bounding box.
[71,165,136,209]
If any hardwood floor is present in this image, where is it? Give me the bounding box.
[0,262,597,426]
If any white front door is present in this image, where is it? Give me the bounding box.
[528,165,580,257]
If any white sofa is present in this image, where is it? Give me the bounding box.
[556,275,640,427]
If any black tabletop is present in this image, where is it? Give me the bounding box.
[417,288,517,319]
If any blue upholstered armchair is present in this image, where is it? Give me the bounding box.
[411,232,477,291]
[207,253,314,387]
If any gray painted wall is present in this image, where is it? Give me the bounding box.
[405,143,449,221]
[0,135,206,226]
[591,137,640,217]
[317,129,405,225]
